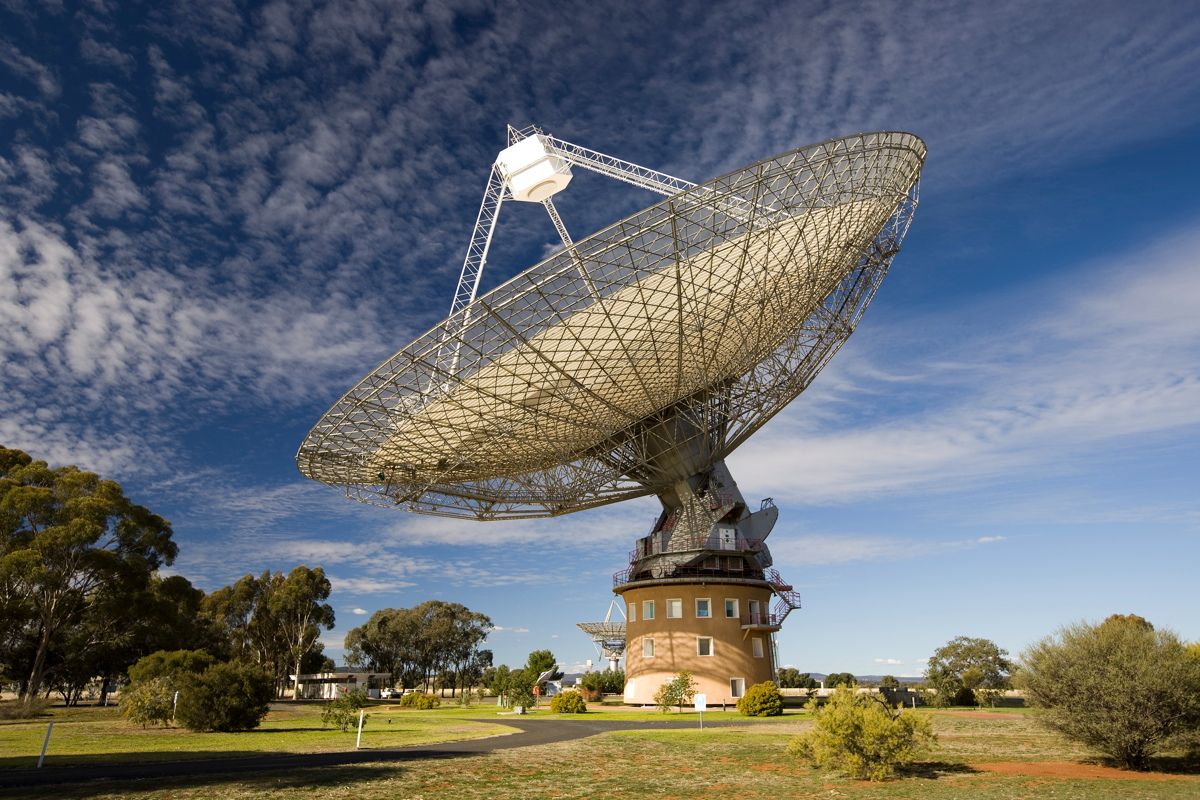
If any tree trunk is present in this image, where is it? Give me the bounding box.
[293,657,302,700]
[98,673,111,706]
[23,624,53,702]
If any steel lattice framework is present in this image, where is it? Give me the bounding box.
[297,131,925,518]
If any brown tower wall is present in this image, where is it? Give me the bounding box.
[616,581,777,706]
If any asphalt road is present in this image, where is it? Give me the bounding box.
[0,716,743,792]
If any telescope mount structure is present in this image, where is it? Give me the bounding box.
[299,125,925,705]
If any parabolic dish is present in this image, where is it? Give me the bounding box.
[298,131,925,518]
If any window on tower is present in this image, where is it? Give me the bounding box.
[642,600,655,620]
[696,598,711,618]
[667,598,682,618]
[643,638,655,658]
[697,637,713,657]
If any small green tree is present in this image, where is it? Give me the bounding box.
[175,662,273,732]
[550,689,587,713]
[490,664,512,698]
[925,637,1012,707]
[789,688,936,781]
[1020,615,1200,769]
[777,668,817,689]
[654,671,698,713]
[738,681,784,717]
[120,676,176,727]
[322,688,368,731]
[506,669,535,709]
[824,672,857,688]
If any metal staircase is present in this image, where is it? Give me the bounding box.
[765,568,803,625]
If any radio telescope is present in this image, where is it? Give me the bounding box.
[578,598,627,671]
[299,125,925,703]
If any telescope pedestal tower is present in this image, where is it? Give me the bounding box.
[613,462,801,705]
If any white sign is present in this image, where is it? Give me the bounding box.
[694,693,707,712]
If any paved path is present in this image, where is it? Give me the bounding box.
[0,717,745,791]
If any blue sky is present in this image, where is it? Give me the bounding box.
[2,0,1198,676]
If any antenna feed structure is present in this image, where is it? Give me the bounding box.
[496,134,573,202]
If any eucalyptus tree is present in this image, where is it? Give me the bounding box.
[272,565,335,699]
[345,600,492,692]
[0,446,176,701]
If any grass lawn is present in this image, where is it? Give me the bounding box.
[0,702,514,770]
[8,706,1198,798]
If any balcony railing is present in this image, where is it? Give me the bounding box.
[741,610,784,627]
[613,563,767,589]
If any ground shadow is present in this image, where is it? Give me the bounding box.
[896,761,979,780]
[1132,754,1200,775]
[0,748,482,797]
[7,760,416,799]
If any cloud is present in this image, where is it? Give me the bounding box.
[328,576,416,594]
[874,658,902,665]
[351,607,368,615]
[0,40,61,98]
[732,222,1200,505]
[491,625,531,634]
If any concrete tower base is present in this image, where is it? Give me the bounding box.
[617,580,779,706]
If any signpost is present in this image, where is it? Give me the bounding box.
[694,693,706,730]
[355,709,365,750]
[37,722,54,768]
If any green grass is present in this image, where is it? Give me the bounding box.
[8,705,1199,799]
[0,702,514,769]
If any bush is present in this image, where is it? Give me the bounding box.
[1020,615,1200,769]
[789,688,935,781]
[399,691,441,710]
[128,650,214,686]
[175,662,274,732]
[738,681,784,717]
[654,671,698,713]
[322,688,369,731]
[550,690,587,713]
[121,676,176,727]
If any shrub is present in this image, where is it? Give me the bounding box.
[322,688,369,731]
[399,691,441,709]
[738,681,784,717]
[789,688,935,781]
[654,671,698,713]
[550,690,587,713]
[1020,615,1200,769]
[121,676,176,727]
[128,650,215,686]
[175,662,274,732]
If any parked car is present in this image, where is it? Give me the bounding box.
[380,688,396,699]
